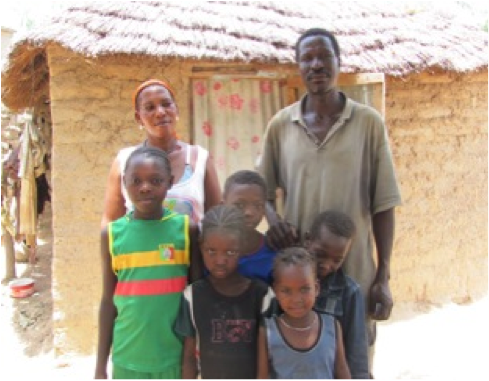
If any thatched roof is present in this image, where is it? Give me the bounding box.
[2,0,487,111]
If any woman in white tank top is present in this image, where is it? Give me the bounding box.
[101,79,221,228]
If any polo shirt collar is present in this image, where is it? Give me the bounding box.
[291,91,354,127]
[292,92,354,147]
[321,268,347,292]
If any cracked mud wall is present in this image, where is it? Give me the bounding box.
[386,71,488,304]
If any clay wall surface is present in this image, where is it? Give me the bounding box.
[386,70,488,303]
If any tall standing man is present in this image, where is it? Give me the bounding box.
[258,28,402,377]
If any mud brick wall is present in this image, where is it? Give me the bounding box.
[386,71,488,303]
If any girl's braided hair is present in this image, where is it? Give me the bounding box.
[272,247,317,280]
[200,204,246,243]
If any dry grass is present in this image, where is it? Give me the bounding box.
[2,0,487,111]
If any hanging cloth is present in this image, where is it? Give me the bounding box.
[18,120,38,237]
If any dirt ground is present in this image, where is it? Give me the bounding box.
[1,203,488,379]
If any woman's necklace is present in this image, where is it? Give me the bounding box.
[279,312,317,332]
[143,139,179,154]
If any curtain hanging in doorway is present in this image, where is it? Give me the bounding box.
[192,77,283,187]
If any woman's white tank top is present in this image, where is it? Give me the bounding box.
[117,144,208,223]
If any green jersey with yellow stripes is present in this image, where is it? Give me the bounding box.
[108,208,189,373]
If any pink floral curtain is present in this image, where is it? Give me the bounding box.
[192,77,283,188]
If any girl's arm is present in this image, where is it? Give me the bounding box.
[182,337,198,379]
[94,227,118,379]
[188,221,203,283]
[202,150,222,211]
[334,320,351,379]
[257,325,270,379]
[101,157,126,229]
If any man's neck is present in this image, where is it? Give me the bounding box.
[301,90,345,142]
[305,90,344,117]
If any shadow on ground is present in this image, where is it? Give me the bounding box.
[7,204,54,357]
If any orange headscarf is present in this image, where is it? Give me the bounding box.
[132,79,176,109]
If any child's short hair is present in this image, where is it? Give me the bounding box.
[273,247,316,279]
[125,146,172,176]
[223,170,267,199]
[200,204,246,242]
[309,210,356,240]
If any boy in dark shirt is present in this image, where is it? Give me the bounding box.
[305,210,369,379]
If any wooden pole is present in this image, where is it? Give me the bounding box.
[2,229,17,283]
